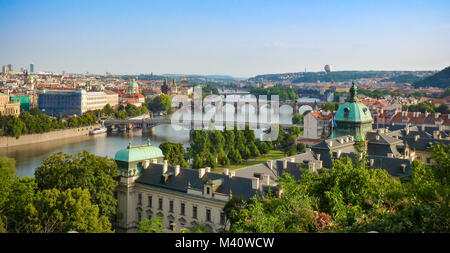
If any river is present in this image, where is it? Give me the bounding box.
[1,104,295,177]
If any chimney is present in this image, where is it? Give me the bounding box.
[152,159,158,164]
[337,150,342,158]
[223,168,230,176]
[290,157,295,163]
[205,167,211,173]
[370,159,374,166]
[266,160,273,170]
[283,159,288,169]
[229,171,235,178]
[421,125,425,131]
[263,174,270,185]
[425,112,429,117]
[199,168,205,178]
[387,153,394,158]
[376,135,380,141]
[163,160,168,174]
[329,140,333,147]
[175,165,180,176]
[317,154,321,160]
[435,113,440,119]
[414,135,420,141]
[252,177,260,190]
[433,130,440,140]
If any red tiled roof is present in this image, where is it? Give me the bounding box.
[309,111,333,120]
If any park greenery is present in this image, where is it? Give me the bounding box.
[321,102,340,112]
[0,151,118,233]
[0,103,150,138]
[96,103,148,120]
[146,94,172,113]
[158,125,302,170]
[225,143,449,233]
[250,86,299,100]
[0,107,98,139]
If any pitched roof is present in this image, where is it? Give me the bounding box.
[135,164,259,201]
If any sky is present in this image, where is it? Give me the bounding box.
[0,0,449,77]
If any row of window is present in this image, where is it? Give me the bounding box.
[137,193,225,225]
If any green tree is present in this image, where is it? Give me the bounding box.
[34,151,118,222]
[192,154,203,170]
[281,134,296,156]
[230,175,315,233]
[218,149,230,166]
[296,143,306,153]
[137,217,164,233]
[292,113,303,124]
[288,126,301,138]
[147,94,172,113]
[159,142,188,168]
[0,157,16,230]
[23,188,112,233]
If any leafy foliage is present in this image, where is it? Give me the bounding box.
[34,151,119,222]
[159,142,188,168]
[227,144,449,233]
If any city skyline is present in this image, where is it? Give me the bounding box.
[0,0,449,77]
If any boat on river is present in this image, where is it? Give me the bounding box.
[89,127,107,135]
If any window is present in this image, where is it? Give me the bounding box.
[193,206,197,219]
[206,209,211,222]
[169,200,174,213]
[206,187,210,195]
[137,212,142,222]
[148,196,152,207]
[180,203,185,216]
[158,198,163,210]
[220,212,225,225]
[148,214,152,220]
[114,191,118,200]
[138,193,142,205]
[427,158,431,164]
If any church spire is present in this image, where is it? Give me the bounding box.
[347,81,358,102]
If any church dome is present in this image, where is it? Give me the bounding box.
[334,83,373,123]
[114,142,163,163]
[129,81,139,89]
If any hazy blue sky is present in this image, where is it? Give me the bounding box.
[1,0,449,77]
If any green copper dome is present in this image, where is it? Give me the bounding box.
[129,81,139,88]
[334,83,373,123]
[114,142,163,163]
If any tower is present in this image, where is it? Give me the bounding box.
[114,141,164,232]
[329,82,373,141]
[128,79,139,95]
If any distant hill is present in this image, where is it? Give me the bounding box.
[381,74,424,84]
[413,66,450,88]
[249,71,438,83]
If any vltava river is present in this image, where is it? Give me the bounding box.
[1,104,295,177]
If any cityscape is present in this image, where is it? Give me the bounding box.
[0,0,449,246]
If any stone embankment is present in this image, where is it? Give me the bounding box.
[0,124,101,148]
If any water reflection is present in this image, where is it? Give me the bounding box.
[1,106,292,177]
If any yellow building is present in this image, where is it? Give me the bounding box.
[0,93,20,117]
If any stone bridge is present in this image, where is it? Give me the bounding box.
[102,118,299,132]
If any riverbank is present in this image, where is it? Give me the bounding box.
[0,124,101,148]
